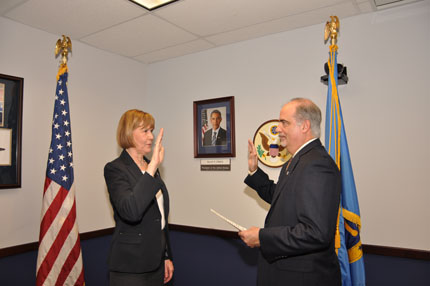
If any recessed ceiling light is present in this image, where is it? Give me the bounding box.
[129,0,179,11]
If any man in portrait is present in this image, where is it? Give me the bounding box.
[203,109,227,146]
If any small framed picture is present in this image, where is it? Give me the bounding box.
[193,96,235,158]
[0,73,23,189]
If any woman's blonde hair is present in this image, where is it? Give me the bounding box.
[116,109,154,149]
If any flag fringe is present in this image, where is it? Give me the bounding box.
[56,64,68,81]
[342,208,362,230]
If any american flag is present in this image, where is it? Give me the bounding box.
[36,65,85,286]
[201,109,208,144]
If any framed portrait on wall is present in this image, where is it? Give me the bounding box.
[0,73,23,189]
[193,96,235,158]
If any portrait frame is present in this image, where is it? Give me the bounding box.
[0,73,23,189]
[253,119,291,168]
[193,96,235,158]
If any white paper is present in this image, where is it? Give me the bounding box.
[210,209,246,231]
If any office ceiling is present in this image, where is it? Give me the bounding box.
[0,0,419,64]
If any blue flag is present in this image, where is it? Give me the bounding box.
[325,45,366,286]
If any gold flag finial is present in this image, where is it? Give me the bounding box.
[55,35,72,65]
[324,16,340,46]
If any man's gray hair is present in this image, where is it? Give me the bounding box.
[290,98,321,138]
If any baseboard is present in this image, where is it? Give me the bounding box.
[362,244,430,260]
[1,224,429,261]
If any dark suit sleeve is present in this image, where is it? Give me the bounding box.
[218,128,227,145]
[164,224,173,260]
[259,158,341,262]
[104,162,163,224]
[244,167,278,204]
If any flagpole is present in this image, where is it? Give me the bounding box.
[36,35,85,286]
[323,17,366,286]
[55,35,72,67]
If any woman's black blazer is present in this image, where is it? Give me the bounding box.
[104,150,172,273]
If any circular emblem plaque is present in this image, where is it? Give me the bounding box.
[253,119,291,168]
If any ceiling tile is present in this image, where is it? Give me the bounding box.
[0,0,402,64]
[206,1,360,46]
[134,39,215,64]
[358,1,375,12]
[80,14,197,57]
[4,0,146,38]
[155,0,348,36]
[0,0,27,15]
[374,0,422,9]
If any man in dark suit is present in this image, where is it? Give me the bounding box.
[203,109,227,146]
[239,98,341,286]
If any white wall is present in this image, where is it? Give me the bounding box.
[0,16,148,248]
[145,1,430,250]
[0,1,429,251]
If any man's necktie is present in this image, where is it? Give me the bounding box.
[285,157,293,175]
[212,132,217,145]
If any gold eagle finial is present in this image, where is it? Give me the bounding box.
[324,16,340,46]
[55,35,72,65]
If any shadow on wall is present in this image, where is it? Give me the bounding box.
[244,186,270,212]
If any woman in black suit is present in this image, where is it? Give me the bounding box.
[104,109,173,285]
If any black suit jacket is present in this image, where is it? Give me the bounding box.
[203,127,227,146]
[104,150,172,273]
[245,139,341,286]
